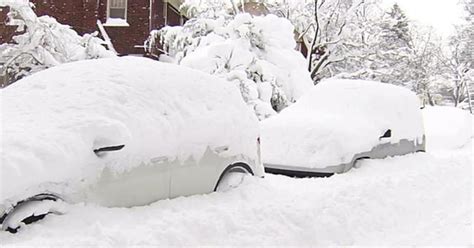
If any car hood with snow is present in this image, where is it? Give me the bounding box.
[0,57,261,205]
[261,79,425,170]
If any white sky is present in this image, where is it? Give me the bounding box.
[382,0,465,37]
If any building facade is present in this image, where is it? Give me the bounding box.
[0,0,185,55]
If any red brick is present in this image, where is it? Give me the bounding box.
[1,1,184,55]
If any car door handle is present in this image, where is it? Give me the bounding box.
[94,144,125,157]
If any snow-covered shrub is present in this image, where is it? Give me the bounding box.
[180,0,234,18]
[148,13,313,120]
[145,17,223,61]
[0,0,115,85]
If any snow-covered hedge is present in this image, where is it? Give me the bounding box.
[147,14,313,120]
[0,0,115,85]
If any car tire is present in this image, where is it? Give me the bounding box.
[352,157,370,169]
[215,164,252,192]
[1,194,65,233]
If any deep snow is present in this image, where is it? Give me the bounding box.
[0,107,471,246]
[422,106,473,150]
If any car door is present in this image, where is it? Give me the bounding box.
[169,147,225,198]
[85,155,171,208]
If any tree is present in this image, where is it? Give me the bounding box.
[435,35,471,107]
[151,0,466,109]
[267,0,370,82]
[409,27,444,106]
[357,3,415,87]
[381,4,412,48]
[147,13,313,120]
[179,0,235,18]
[0,0,115,87]
[435,0,473,108]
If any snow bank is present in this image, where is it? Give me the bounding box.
[422,106,472,150]
[0,57,259,203]
[158,13,313,119]
[261,79,425,168]
[0,150,470,245]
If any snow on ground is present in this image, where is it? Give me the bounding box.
[422,106,473,150]
[0,107,472,246]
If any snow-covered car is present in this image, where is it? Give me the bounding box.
[0,57,264,233]
[261,79,426,177]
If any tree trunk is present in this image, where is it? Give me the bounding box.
[307,0,320,73]
[466,78,473,114]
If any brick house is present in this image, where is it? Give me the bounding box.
[0,0,186,55]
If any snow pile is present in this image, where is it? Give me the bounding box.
[0,80,470,245]
[422,106,472,150]
[0,57,259,203]
[152,13,313,120]
[261,79,425,168]
[0,150,470,245]
[0,0,115,83]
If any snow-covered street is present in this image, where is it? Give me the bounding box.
[1,109,471,246]
[0,0,472,246]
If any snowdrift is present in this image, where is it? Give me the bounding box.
[0,57,259,203]
[261,79,425,168]
[422,106,472,150]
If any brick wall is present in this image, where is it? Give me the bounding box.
[166,3,181,26]
[1,0,184,55]
[98,0,152,55]
[32,0,98,34]
[0,6,18,44]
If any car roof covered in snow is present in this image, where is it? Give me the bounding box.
[261,79,424,168]
[0,57,259,203]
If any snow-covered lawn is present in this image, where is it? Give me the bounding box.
[1,107,472,246]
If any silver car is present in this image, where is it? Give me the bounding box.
[0,57,264,233]
[261,79,426,177]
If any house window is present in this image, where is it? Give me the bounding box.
[108,0,127,20]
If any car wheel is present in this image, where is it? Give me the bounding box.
[1,194,65,233]
[352,157,370,169]
[215,165,252,192]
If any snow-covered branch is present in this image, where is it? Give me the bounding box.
[0,0,115,87]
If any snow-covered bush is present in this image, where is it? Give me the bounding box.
[0,0,115,86]
[148,13,313,120]
[179,0,235,19]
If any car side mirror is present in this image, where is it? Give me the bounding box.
[379,129,391,139]
[94,144,125,157]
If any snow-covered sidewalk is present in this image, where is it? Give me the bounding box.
[0,107,472,246]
